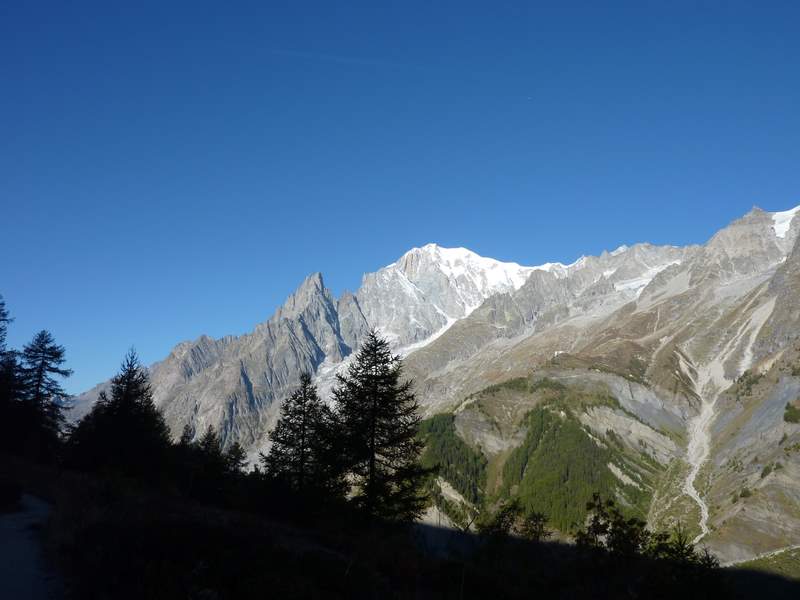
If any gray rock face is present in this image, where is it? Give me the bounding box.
[353,244,543,348]
[72,245,562,449]
[688,208,791,285]
[72,204,800,562]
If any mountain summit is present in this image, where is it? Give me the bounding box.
[74,204,800,564]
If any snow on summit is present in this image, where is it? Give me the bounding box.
[393,243,576,295]
[771,205,800,239]
[412,243,535,291]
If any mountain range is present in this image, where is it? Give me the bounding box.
[74,204,800,563]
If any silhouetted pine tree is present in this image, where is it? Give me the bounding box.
[575,493,719,568]
[189,425,229,500]
[66,349,171,480]
[0,351,22,406]
[178,423,194,447]
[225,441,247,474]
[0,299,25,454]
[262,373,343,496]
[333,331,428,521]
[199,425,223,457]
[173,423,249,503]
[18,330,72,456]
[0,296,25,455]
[0,295,16,405]
[0,294,10,352]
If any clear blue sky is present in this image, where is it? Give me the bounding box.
[2,1,799,394]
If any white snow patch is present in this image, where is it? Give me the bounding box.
[398,313,457,356]
[392,244,585,292]
[771,205,800,238]
[614,261,682,297]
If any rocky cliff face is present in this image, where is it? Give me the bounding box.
[406,206,800,563]
[73,204,800,562]
[72,244,574,449]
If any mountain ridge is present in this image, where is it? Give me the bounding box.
[72,204,800,562]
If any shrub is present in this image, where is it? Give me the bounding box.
[784,402,800,424]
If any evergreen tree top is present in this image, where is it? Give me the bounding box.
[21,329,72,410]
[335,329,403,387]
[108,348,152,406]
[199,425,222,456]
[331,329,427,521]
[0,294,11,351]
[23,330,73,379]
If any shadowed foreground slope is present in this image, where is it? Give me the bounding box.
[3,456,798,600]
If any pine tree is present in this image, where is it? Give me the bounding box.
[0,350,25,455]
[0,297,25,455]
[178,423,194,447]
[20,330,72,452]
[262,373,342,495]
[333,330,428,521]
[67,349,171,480]
[0,295,17,404]
[225,441,247,474]
[0,351,22,405]
[199,425,222,457]
[193,425,229,497]
[0,294,10,352]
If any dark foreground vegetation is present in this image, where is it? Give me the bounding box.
[2,294,799,598]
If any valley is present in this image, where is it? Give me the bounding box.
[73,205,800,564]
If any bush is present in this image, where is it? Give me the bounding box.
[784,402,800,424]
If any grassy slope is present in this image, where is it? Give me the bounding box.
[737,548,800,581]
[419,413,487,505]
[420,377,665,534]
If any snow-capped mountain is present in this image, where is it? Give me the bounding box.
[73,238,683,446]
[73,204,800,564]
[353,243,572,352]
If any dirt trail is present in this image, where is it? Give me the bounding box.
[0,494,62,599]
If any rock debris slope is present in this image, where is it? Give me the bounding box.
[74,205,800,562]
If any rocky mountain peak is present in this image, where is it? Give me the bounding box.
[688,205,798,284]
[274,272,329,320]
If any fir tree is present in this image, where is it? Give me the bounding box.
[0,351,25,454]
[0,351,22,405]
[333,330,428,521]
[225,441,247,474]
[67,349,171,480]
[192,425,229,499]
[199,425,222,457]
[20,330,72,451]
[0,294,10,352]
[0,295,18,405]
[178,423,194,447]
[262,373,342,495]
[0,297,25,455]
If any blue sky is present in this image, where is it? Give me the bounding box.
[2,1,799,394]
